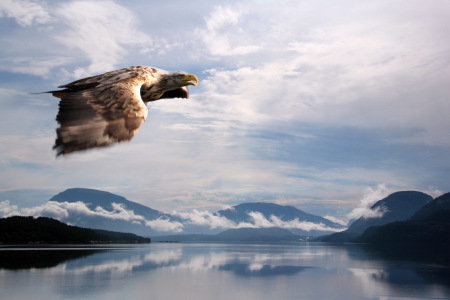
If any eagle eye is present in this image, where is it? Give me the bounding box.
[177,74,184,79]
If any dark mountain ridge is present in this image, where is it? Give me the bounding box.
[0,216,150,244]
[346,191,432,234]
[320,191,432,243]
[151,227,306,242]
[410,192,450,220]
[355,209,450,245]
[354,209,450,265]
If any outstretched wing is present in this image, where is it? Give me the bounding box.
[54,74,150,156]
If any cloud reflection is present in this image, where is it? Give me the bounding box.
[2,244,450,299]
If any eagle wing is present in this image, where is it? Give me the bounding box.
[54,69,151,156]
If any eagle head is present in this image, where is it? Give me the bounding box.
[164,71,198,89]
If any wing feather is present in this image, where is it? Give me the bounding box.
[54,69,152,156]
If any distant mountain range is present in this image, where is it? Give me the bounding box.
[11,188,446,243]
[45,188,346,237]
[49,188,177,236]
[152,227,305,242]
[3,187,448,262]
[216,202,343,235]
[320,191,433,243]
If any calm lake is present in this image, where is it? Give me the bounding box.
[1,242,450,300]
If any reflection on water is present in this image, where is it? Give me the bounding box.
[0,249,100,269]
[217,263,311,276]
[1,243,450,300]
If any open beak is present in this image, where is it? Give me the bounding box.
[181,74,198,86]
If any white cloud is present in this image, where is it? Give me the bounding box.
[152,1,450,148]
[347,184,390,220]
[55,0,153,77]
[3,200,183,232]
[173,209,237,229]
[197,6,262,56]
[246,211,272,227]
[221,205,235,211]
[144,218,183,232]
[323,215,348,227]
[0,200,20,217]
[0,0,53,26]
[428,186,443,198]
[205,5,240,32]
[0,56,73,77]
[247,212,343,232]
[173,209,342,232]
[163,123,229,132]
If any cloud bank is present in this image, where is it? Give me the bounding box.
[1,200,343,233]
[0,200,183,232]
[323,215,348,227]
[198,5,262,56]
[55,0,153,77]
[346,184,390,220]
[173,210,343,232]
[0,200,19,218]
[173,209,238,229]
[0,0,53,26]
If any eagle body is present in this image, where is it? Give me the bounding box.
[49,66,197,156]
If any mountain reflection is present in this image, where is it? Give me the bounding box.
[0,245,315,277]
[217,263,311,277]
[1,244,450,300]
[0,250,102,270]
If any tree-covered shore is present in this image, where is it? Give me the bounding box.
[0,216,150,244]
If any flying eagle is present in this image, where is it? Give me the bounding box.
[47,66,198,156]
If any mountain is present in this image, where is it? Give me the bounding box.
[216,202,345,235]
[0,216,150,244]
[354,209,450,264]
[410,192,450,220]
[151,234,215,242]
[216,227,297,241]
[355,209,450,245]
[346,191,432,235]
[50,188,171,221]
[48,188,175,236]
[151,227,305,242]
[320,191,432,243]
[45,188,347,237]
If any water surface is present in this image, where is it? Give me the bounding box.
[1,242,450,300]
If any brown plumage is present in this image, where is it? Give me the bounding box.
[47,66,198,156]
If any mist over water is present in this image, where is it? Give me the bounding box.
[1,243,450,300]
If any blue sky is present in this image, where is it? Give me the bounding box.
[0,0,449,222]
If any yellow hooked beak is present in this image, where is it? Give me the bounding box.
[180,74,198,86]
